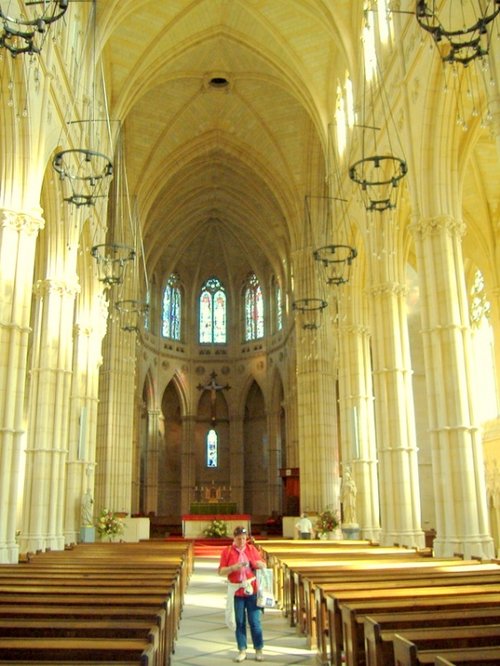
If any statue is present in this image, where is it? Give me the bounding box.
[340,468,357,525]
[81,489,94,527]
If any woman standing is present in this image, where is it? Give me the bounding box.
[219,526,266,662]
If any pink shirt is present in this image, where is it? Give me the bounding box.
[219,542,264,596]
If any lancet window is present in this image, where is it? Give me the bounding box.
[244,272,264,341]
[162,273,182,340]
[199,277,227,343]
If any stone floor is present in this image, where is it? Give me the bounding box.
[171,556,318,665]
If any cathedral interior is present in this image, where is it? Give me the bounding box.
[0,0,499,564]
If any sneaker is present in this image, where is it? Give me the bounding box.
[255,650,263,662]
[234,651,246,662]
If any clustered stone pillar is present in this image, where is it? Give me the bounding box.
[366,226,425,548]
[95,314,137,514]
[181,413,196,514]
[20,276,79,554]
[0,209,44,563]
[411,215,494,559]
[293,248,339,513]
[337,285,381,543]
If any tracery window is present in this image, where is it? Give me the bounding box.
[244,273,264,341]
[206,428,218,468]
[199,277,227,343]
[273,275,283,332]
[162,273,181,340]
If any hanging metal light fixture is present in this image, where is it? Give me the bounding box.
[108,133,150,330]
[90,243,135,286]
[0,0,68,56]
[349,10,407,213]
[416,0,500,66]
[292,298,328,330]
[114,299,149,333]
[53,148,113,207]
[309,189,357,286]
[416,0,499,130]
[292,195,329,330]
[52,0,114,208]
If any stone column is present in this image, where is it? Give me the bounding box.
[267,405,283,514]
[181,414,196,514]
[337,287,381,542]
[0,209,44,563]
[367,225,425,548]
[64,311,106,545]
[20,276,79,554]
[411,215,494,559]
[143,408,161,514]
[293,249,339,513]
[230,415,245,511]
[95,315,137,514]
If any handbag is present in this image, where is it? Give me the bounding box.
[256,568,275,608]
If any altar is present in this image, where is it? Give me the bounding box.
[182,514,250,538]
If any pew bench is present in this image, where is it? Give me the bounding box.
[0,637,156,664]
[366,622,500,666]
[394,635,500,665]
[325,586,500,666]
[363,607,500,666]
[0,606,169,664]
[306,566,500,649]
[309,571,500,663]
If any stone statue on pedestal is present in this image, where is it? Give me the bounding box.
[81,489,94,527]
[340,468,358,526]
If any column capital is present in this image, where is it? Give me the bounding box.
[34,277,80,298]
[0,208,44,235]
[367,281,406,298]
[409,214,466,240]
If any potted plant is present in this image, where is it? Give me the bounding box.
[203,519,228,538]
[315,509,340,540]
[96,508,125,541]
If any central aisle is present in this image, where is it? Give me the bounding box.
[171,556,318,665]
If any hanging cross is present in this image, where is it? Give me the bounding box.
[197,371,231,425]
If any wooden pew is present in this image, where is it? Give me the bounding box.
[364,607,500,666]
[262,545,430,620]
[0,636,156,664]
[336,592,500,666]
[366,618,500,666]
[393,633,500,665]
[0,540,191,665]
[433,655,500,665]
[309,568,500,662]
[0,609,168,665]
[326,585,500,666]
[307,565,500,646]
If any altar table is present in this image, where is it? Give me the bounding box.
[182,514,250,538]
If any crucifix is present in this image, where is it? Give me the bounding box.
[197,371,231,425]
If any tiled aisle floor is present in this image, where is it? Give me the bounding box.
[171,556,318,665]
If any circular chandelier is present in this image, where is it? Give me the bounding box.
[53,149,114,207]
[416,0,500,66]
[115,299,149,332]
[90,244,136,286]
[313,244,358,286]
[0,0,69,56]
[349,154,408,213]
[292,298,328,330]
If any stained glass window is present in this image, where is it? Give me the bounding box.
[162,273,181,340]
[273,275,283,332]
[199,277,226,343]
[206,428,218,468]
[244,273,264,341]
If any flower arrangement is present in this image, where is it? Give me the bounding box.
[203,519,228,538]
[315,509,340,535]
[96,508,125,539]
